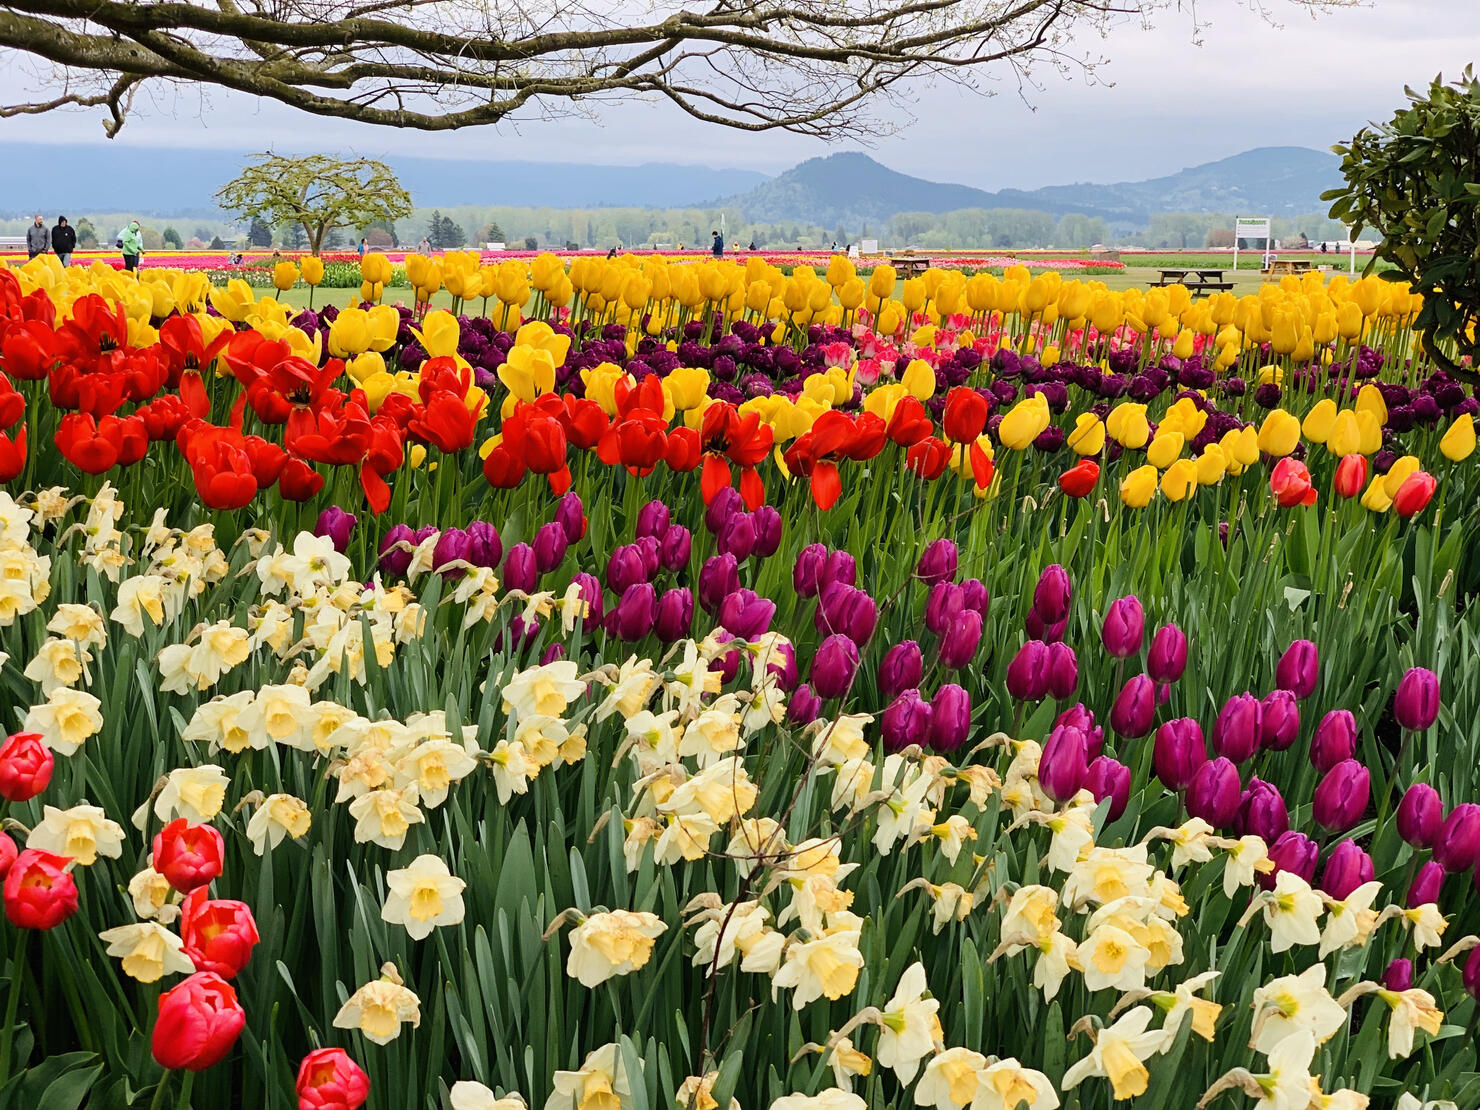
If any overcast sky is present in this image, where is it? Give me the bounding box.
[2,0,1477,189]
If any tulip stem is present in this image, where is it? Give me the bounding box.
[0,930,27,1089]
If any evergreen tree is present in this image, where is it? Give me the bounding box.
[162,227,183,249]
[74,218,99,249]
[247,216,273,247]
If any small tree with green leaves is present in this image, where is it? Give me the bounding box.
[246,217,274,248]
[74,218,98,249]
[215,153,413,256]
[1325,67,1480,378]
[162,226,183,249]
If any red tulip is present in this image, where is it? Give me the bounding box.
[296,1047,370,1110]
[1057,459,1100,498]
[0,833,15,881]
[942,386,989,444]
[2,848,78,929]
[278,457,326,502]
[1269,457,1317,508]
[0,731,53,801]
[1393,470,1436,519]
[151,972,246,1071]
[153,819,225,894]
[905,436,950,480]
[1332,454,1367,498]
[0,425,24,483]
[180,887,260,978]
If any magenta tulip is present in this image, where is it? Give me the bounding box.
[1147,624,1187,683]
[881,690,933,752]
[1213,692,1262,763]
[1320,839,1374,901]
[1259,689,1300,752]
[1396,783,1444,849]
[1275,639,1319,699]
[1153,718,1206,790]
[1434,803,1480,873]
[1309,709,1357,773]
[1032,564,1071,623]
[1312,759,1370,832]
[1100,596,1145,659]
[1394,667,1440,730]
[1108,674,1156,738]
[1039,724,1090,804]
[879,641,924,698]
[1084,756,1130,821]
[1185,757,1241,828]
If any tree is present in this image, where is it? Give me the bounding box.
[162,226,182,249]
[279,222,307,250]
[215,153,413,255]
[209,235,226,249]
[523,236,539,251]
[1326,67,1480,379]
[0,3,1346,140]
[426,211,466,250]
[363,219,399,248]
[1206,228,1235,249]
[74,217,98,249]
[246,217,274,247]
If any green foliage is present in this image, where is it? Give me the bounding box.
[1326,67,1480,376]
[427,210,467,250]
[247,217,274,248]
[161,226,183,250]
[73,217,98,250]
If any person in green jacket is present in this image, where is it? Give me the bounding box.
[119,221,143,271]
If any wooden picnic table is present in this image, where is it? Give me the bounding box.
[1262,259,1314,279]
[890,255,931,277]
[1152,268,1233,295]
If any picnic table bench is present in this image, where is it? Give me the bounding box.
[1262,259,1314,280]
[1151,268,1233,295]
[891,254,931,277]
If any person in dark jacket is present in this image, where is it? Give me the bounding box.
[25,215,48,259]
[51,217,76,266]
[711,230,723,258]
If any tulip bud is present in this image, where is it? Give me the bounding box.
[765,641,798,691]
[296,1046,371,1110]
[793,543,826,597]
[788,683,824,725]
[606,544,648,594]
[1394,666,1440,731]
[928,684,972,752]
[1101,596,1145,659]
[1265,831,1319,885]
[1024,608,1067,644]
[1040,724,1090,804]
[1084,756,1131,821]
[655,588,694,643]
[1434,802,1480,873]
[1310,709,1357,772]
[432,527,473,577]
[466,521,502,569]
[614,583,657,641]
[1056,704,1104,761]
[716,512,756,562]
[533,521,568,574]
[925,581,967,637]
[882,690,933,752]
[634,536,661,578]
[1212,692,1262,763]
[1185,757,1241,828]
[0,731,54,802]
[1333,453,1367,498]
[1041,642,1077,700]
[153,819,225,894]
[152,971,246,1071]
[810,634,860,700]
[751,506,783,558]
[1153,718,1206,790]
[816,583,878,646]
[635,499,670,539]
[659,525,692,572]
[313,507,357,553]
[1259,690,1300,752]
[540,643,565,665]
[704,486,743,535]
[697,554,739,614]
[915,539,959,587]
[1407,860,1446,908]
[1275,639,1319,699]
[1032,564,1071,623]
[939,609,984,670]
[1109,673,1157,738]
[1464,944,1480,1002]
[879,641,924,698]
[1383,958,1414,993]
[1320,839,1374,901]
[2,848,78,929]
[376,523,416,577]
[1147,623,1188,683]
[1005,640,1049,702]
[1396,783,1444,849]
[180,887,260,978]
[502,542,537,592]
[959,578,990,618]
[1238,778,1289,843]
[719,589,776,641]
[0,833,13,882]
[553,492,586,544]
[1312,759,1370,832]
[819,550,857,595]
[570,573,604,633]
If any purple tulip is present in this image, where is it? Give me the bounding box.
[1213,692,1262,763]
[377,523,416,577]
[554,492,586,543]
[1320,839,1375,901]
[1024,608,1068,644]
[1259,690,1300,752]
[1185,757,1241,828]
[810,634,860,699]
[634,536,661,578]
[915,539,959,587]
[1032,564,1071,623]
[1464,946,1480,1002]
[655,587,694,643]
[1238,778,1289,843]
[1147,624,1188,683]
[539,642,565,665]
[507,614,539,649]
[752,506,783,558]
[1101,596,1145,659]
[606,544,648,594]
[1265,831,1319,885]
[716,512,756,562]
[928,684,972,752]
[882,689,933,752]
[1312,759,1370,832]
[466,520,502,569]
[433,528,473,576]
[1040,724,1090,804]
[1005,640,1049,702]
[697,554,739,614]
[502,542,537,592]
[1394,667,1440,730]
[570,573,604,632]
[1407,860,1446,907]
[313,507,356,553]
[1396,783,1444,849]
[1383,959,1414,993]
[1056,704,1104,761]
[1084,756,1131,821]
[533,521,568,574]
[879,641,924,699]
[959,578,990,619]
[614,582,657,640]
[1434,803,1480,872]
[704,486,743,535]
[1109,674,1157,738]
[788,683,823,726]
[1275,639,1319,699]
[765,641,798,691]
[1153,718,1206,790]
[1045,642,1078,700]
[938,610,984,670]
[659,525,692,572]
[793,543,826,597]
[819,550,857,595]
[719,589,776,641]
[816,584,878,646]
[635,499,670,540]
[926,582,967,637]
[1310,709,1357,773]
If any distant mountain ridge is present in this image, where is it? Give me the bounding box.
[715,147,1342,229]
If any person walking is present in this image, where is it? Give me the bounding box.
[50,216,76,267]
[358,238,367,257]
[119,220,143,271]
[711,230,723,258]
[25,215,48,260]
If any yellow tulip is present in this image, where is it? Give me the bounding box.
[1160,459,1199,502]
[1355,384,1387,425]
[1355,410,1383,455]
[997,395,1050,450]
[411,310,460,358]
[1301,399,1337,444]
[328,307,372,358]
[1171,330,1195,360]
[581,363,631,415]
[900,359,936,401]
[209,279,256,323]
[362,252,393,286]
[1381,455,1421,498]
[1335,301,1362,340]
[300,256,325,286]
[863,383,909,425]
[1257,365,1284,388]
[272,261,300,292]
[1105,402,1150,450]
[1441,413,1476,461]
[1256,410,1301,457]
[366,304,401,352]
[499,346,556,402]
[1195,444,1227,486]
[514,320,572,366]
[1067,413,1105,456]
[900,278,926,313]
[345,351,386,384]
[1326,411,1361,457]
[1146,432,1185,470]
[1120,464,1159,508]
[868,265,897,300]
[1361,479,1393,512]
[664,366,709,411]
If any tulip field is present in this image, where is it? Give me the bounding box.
[1,248,1480,1110]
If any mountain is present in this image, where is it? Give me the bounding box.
[0,143,772,216]
[717,147,1342,228]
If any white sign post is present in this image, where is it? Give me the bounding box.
[1233,216,1271,271]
